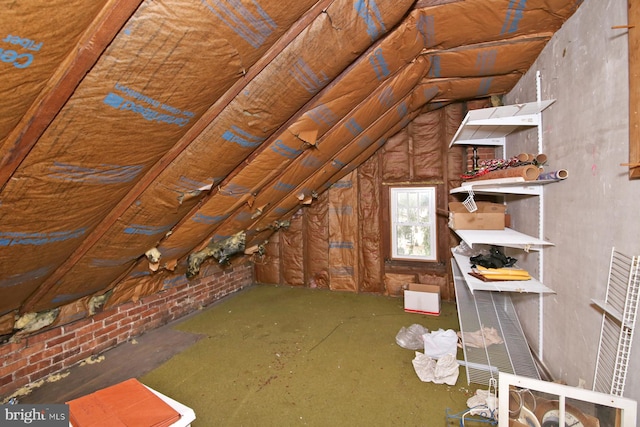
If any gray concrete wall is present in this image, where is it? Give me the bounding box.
[504,0,640,402]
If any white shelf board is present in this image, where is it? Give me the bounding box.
[450,178,561,195]
[591,299,626,326]
[452,227,553,251]
[449,100,555,147]
[452,251,554,294]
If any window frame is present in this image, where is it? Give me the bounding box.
[388,185,438,262]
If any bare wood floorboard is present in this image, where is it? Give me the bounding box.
[18,322,204,404]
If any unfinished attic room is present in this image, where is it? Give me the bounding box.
[3,0,640,425]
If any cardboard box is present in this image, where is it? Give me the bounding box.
[448,201,506,230]
[404,284,440,316]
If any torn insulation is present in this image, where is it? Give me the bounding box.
[186,231,247,278]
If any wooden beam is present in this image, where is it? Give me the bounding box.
[22,0,332,313]
[628,0,640,178]
[0,0,144,191]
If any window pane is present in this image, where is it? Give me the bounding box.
[390,187,437,261]
[395,225,432,257]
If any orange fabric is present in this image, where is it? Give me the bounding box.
[68,378,181,427]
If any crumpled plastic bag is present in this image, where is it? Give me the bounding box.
[395,324,429,350]
[411,352,459,385]
[423,328,458,359]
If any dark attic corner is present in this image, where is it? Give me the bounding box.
[3,0,640,425]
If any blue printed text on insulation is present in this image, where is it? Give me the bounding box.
[289,58,328,94]
[396,102,408,118]
[476,50,497,74]
[222,125,265,148]
[330,266,354,276]
[164,275,188,289]
[52,292,93,304]
[234,212,253,222]
[0,228,86,246]
[0,266,52,288]
[370,48,390,80]
[175,176,216,193]
[1,34,43,69]
[193,213,230,224]
[274,207,289,215]
[104,83,194,127]
[202,0,276,49]
[428,56,441,77]
[423,86,438,102]
[308,105,338,127]
[124,224,173,236]
[47,162,143,184]
[274,181,296,192]
[220,182,251,196]
[331,159,346,169]
[502,0,526,34]
[345,119,363,136]
[330,206,353,215]
[329,241,354,249]
[272,140,302,159]
[301,155,322,169]
[130,270,151,278]
[357,135,373,148]
[378,87,394,108]
[417,15,435,48]
[478,77,493,96]
[355,0,385,41]
[332,180,352,189]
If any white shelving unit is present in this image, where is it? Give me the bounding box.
[453,260,540,386]
[449,82,557,385]
[449,99,554,148]
[592,248,640,396]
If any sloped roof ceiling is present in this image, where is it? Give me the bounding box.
[0,0,581,324]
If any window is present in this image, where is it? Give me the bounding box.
[389,186,437,261]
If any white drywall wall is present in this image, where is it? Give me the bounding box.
[505,0,640,402]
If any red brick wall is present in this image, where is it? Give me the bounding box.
[465,146,497,172]
[0,263,253,401]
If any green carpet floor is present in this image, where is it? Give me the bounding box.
[141,285,481,426]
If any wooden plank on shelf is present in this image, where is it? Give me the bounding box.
[629,0,640,179]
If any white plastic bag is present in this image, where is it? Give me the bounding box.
[423,328,458,359]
